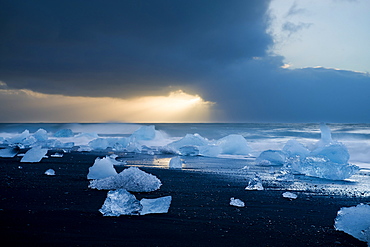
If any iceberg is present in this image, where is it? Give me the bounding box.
[131,125,157,141]
[282,192,297,200]
[257,124,359,180]
[89,167,162,192]
[7,130,31,144]
[169,156,182,169]
[198,144,222,157]
[87,157,118,180]
[245,173,264,191]
[334,203,370,245]
[163,133,251,158]
[315,123,333,148]
[310,143,350,164]
[165,133,209,155]
[99,189,142,216]
[230,197,245,207]
[217,134,252,155]
[33,128,48,142]
[288,156,359,180]
[88,138,110,150]
[44,169,56,176]
[107,137,129,151]
[126,140,142,153]
[20,146,48,163]
[54,129,74,137]
[75,132,99,139]
[178,146,199,156]
[140,196,172,215]
[256,150,286,166]
[0,147,19,158]
[310,123,350,164]
[282,140,310,158]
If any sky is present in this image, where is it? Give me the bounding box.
[0,0,370,123]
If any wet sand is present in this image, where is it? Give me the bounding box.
[0,152,368,246]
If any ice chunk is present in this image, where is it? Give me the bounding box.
[54,129,74,137]
[169,156,182,169]
[282,192,297,200]
[217,134,252,155]
[107,137,129,151]
[87,157,118,180]
[283,140,310,158]
[50,153,63,158]
[311,143,350,164]
[0,147,19,157]
[75,132,99,139]
[33,128,48,142]
[198,144,222,157]
[44,169,55,176]
[89,167,161,192]
[256,150,286,166]
[318,123,333,146]
[289,156,359,180]
[44,140,74,149]
[140,196,172,215]
[77,145,92,152]
[8,130,30,144]
[99,189,142,216]
[166,134,209,154]
[126,140,142,153]
[20,146,48,163]
[89,138,110,150]
[131,125,157,141]
[245,173,264,191]
[276,167,295,181]
[178,145,199,156]
[230,197,245,207]
[334,203,370,245]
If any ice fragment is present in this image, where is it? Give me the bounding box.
[169,156,182,169]
[256,150,286,166]
[20,146,48,163]
[99,189,142,216]
[334,203,370,245]
[282,192,297,200]
[140,196,172,215]
[54,129,74,137]
[0,147,19,158]
[45,169,55,176]
[230,197,245,207]
[87,157,118,180]
[89,167,161,192]
[245,174,264,191]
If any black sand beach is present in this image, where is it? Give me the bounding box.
[0,152,368,246]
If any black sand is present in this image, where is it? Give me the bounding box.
[0,152,368,246]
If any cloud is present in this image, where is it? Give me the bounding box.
[286,2,307,16]
[200,58,370,122]
[0,0,272,98]
[282,21,312,37]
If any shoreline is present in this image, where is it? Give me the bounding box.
[0,151,368,246]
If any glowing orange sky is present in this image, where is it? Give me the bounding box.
[0,86,214,122]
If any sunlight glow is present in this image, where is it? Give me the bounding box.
[0,87,214,123]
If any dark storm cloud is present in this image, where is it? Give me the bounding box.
[0,0,272,97]
[201,58,370,123]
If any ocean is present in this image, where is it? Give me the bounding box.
[1,123,370,197]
